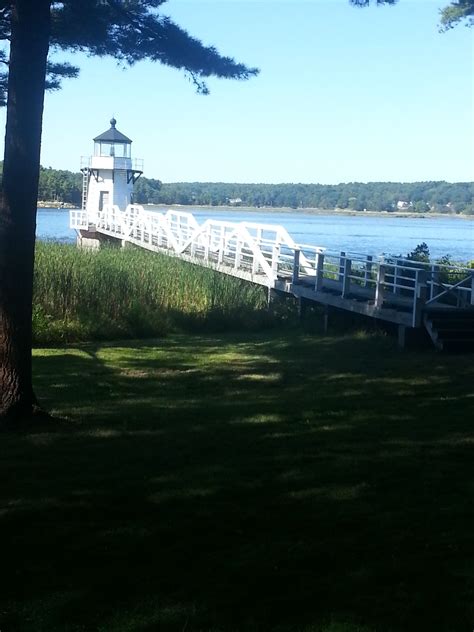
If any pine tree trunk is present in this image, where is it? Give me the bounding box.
[0,0,51,423]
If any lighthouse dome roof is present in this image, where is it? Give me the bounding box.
[93,118,132,143]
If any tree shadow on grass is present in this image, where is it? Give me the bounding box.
[1,332,473,631]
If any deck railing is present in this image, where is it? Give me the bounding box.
[71,205,473,327]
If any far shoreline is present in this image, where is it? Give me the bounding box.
[144,203,473,221]
[37,201,473,220]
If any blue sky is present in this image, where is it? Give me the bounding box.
[2,0,472,183]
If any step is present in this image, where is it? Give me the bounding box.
[430,319,474,328]
[433,323,474,331]
[439,331,474,341]
[429,310,474,318]
[436,330,474,340]
[428,320,474,330]
[426,308,474,318]
[441,339,474,353]
[429,311,474,320]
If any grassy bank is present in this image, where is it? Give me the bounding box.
[33,242,272,343]
[1,331,473,631]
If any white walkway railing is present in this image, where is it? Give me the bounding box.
[71,204,474,328]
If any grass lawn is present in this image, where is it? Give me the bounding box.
[1,330,473,631]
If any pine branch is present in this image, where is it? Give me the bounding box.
[439,0,474,30]
[45,60,79,91]
[49,0,259,94]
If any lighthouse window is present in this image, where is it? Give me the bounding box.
[97,142,114,156]
[115,143,131,158]
[94,141,131,158]
[113,143,131,158]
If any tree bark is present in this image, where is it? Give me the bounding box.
[0,0,51,423]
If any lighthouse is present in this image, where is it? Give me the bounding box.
[82,118,142,221]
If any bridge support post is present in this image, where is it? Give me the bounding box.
[342,258,352,298]
[218,227,225,265]
[218,240,224,265]
[412,269,428,327]
[252,251,259,275]
[392,259,404,295]
[234,240,241,270]
[292,249,300,285]
[430,264,440,301]
[315,252,324,292]
[339,252,346,284]
[392,260,397,294]
[471,272,474,306]
[272,245,280,276]
[375,265,386,308]
[364,256,373,288]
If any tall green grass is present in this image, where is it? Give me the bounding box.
[33,242,272,343]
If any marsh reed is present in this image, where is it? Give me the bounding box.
[33,242,271,343]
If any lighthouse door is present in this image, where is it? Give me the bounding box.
[99,191,109,211]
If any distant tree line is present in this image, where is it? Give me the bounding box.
[152,181,474,214]
[37,166,82,206]
[11,163,471,214]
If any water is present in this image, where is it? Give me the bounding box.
[37,208,77,242]
[37,207,474,263]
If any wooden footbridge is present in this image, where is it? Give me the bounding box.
[71,204,474,351]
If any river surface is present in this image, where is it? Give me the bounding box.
[37,208,474,263]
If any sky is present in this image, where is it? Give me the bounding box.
[1,0,472,184]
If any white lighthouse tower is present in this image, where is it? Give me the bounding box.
[82,118,142,221]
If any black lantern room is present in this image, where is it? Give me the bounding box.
[93,118,132,159]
